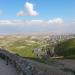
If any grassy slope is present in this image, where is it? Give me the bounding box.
[55,38,75,58]
[7,42,39,58]
[8,46,35,57]
[0,36,46,59]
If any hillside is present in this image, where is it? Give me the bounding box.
[55,38,75,58]
[0,35,48,59]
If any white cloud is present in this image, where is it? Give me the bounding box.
[17,2,38,16]
[0,19,64,26]
[17,10,25,16]
[0,20,43,26]
[29,20,44,24]
[48,18,64,25]
[0,20,12,25]
[25,2,38,16]
[0,20,22,25]
[0,19,75,33]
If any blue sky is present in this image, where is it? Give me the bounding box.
[0,0,75,33]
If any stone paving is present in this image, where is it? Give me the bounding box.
[0,58,18,75]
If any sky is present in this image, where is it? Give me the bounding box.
[0,0,75,33]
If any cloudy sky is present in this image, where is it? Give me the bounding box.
[0,0,75,33]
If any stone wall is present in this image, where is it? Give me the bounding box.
[0,48,69,75]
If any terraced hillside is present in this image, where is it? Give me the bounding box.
[55,38,75,58]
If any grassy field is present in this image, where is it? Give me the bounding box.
[0,35,47,59]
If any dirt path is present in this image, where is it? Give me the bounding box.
[0,58,18,75]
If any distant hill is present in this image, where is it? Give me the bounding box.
[55,38,75,58]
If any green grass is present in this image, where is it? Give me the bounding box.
[62,39,75,49]
[55,38,75,58]
[7,44,37,57]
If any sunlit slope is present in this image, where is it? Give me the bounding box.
[7,39,39,57]
[3,36,47,58]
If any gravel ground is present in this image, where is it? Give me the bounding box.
[0,58,19,75]
[57,59,75,70]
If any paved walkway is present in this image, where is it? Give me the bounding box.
[0,58,19,75]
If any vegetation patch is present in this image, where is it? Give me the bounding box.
[55,38,75,59]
